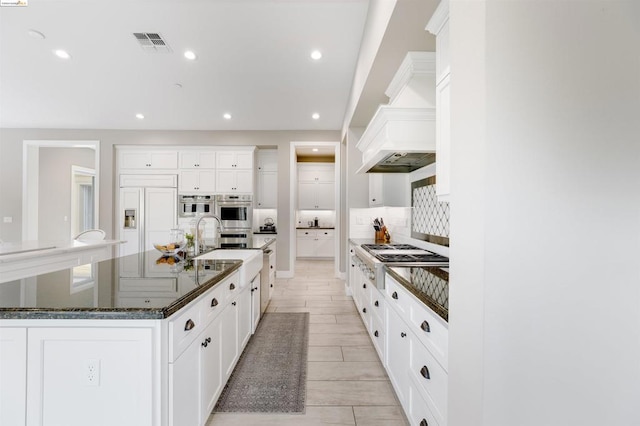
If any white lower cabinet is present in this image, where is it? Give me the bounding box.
[296,229,335,258]
[0,267,260,426]
[0,328,26,426]
[385,305,411,406]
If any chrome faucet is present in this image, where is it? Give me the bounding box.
[193,214,224,255]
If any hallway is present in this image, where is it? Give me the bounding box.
[207,259,408,425]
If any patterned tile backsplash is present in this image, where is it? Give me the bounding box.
[411,176,450,246]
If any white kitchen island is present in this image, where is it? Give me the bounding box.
[0,246,266,426]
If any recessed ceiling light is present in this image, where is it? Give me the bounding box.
[184,50,197,60]
[312,148,319,152]
[312,113,320,120]
[53,49,71,59]
[135,113,145,120]
[310,50,322,60]
[28,29,46,39]
[223,113,232,120]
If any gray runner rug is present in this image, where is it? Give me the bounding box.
[214,312,309,413]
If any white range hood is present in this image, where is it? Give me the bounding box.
[356,52,436,174]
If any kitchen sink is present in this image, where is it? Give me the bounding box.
[195,249,263,282]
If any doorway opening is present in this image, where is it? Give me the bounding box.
[289,141,341,278]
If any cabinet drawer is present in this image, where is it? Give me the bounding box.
[169,302,203,361]
[409,382,441,426]
[316,229,334,239]
[119,278,177,293]
[409,297,448,370]
[385,274,410,316]
[200,280,227,324]
[296,229,316,238]
[223,273,240,303]
[409,335,448,425]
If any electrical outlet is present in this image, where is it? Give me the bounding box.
[85,359,100,386]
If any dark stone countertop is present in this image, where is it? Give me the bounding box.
[296,227,335,230]
[385,265,449,322]
[0,250,246,320]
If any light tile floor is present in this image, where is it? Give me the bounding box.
[207,259,408,426]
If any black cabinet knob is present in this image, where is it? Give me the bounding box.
[184,319,195,331]
[374,330,379,337]
[400,332,407,338]
[421,320,431,333]
[392,291,398,300]
[420,420,428,426]
[374,300,379,307]
[211,298,218,307]
[232,301,237,306]
[230,283,236,290]
[363,283,367,289]
[362,308,367,314]
[420,365,431,380]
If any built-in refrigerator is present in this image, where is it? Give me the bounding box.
[118,175,178,256]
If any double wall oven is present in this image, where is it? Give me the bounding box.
[215,194,253,248]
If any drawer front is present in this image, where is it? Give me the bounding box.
[358,297,371,332]
[223,272,240,303]
[409,297,449,370]
[370,312,385,363]
[169,302,203,362]
[409,382,441,426]
[118,278,177,293]
[316,229,334,239]
[296,229,316,238]
[410,335,448,425]
[200,280,227,324]
[385,274,410,316]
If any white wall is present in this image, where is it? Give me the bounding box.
[449,2,640,425]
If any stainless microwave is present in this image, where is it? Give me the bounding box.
[179,195,214,217]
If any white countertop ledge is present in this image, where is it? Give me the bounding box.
[0,239,122,263]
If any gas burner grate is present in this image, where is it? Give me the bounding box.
[362,243,420,251]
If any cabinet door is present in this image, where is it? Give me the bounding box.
[197,152,216,169]
[170,338,200,426]
[216,170,236,193]
[257,171,277,208]
[216,152,236,169]
[250,275,261,333]
[0,328,26,426]
[179,170,199,192]
[234,170,253,193]
[297,235,316,257]
[315,232,334,257]
[369,174,383,207]
[234,151,254,169]
[120,151,150,169]
[200,318,223,422]
[257,150,277,172]
[198,170,216,192]
[297,182,317,209]
[179,152,200,169]
[315,181,335,209]
[238,288,252,350]
[221,303,238,379]
[386,306,410,406]
[150,151,178,168]
[315,166,335,182]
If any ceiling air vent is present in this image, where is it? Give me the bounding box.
[133,33,172,53]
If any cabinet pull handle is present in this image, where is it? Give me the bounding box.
[420,420,428,426]
[363,283,367,289]
[392,291,398,300]
[400,332,407,338]
[421,320,431,332]
[420,365,431,380]
[251,288,255,292]
[230,283,236,290]
[374,330,379,337]
[211,298,218,307]
[201,337,211,348]
[184,319,195,331]
[362,308,367,314]
[270,284,273,288]
[232,301,237,306]
[374,300,379,307]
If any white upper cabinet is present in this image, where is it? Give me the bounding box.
[298,163,334,183]
[256,171,277,208]
[426,0,451,201]
[297,163,335,210]
[119,150,178,170]
[217,150,254,169]
[257,149,278,172]
[179,151,216,169]
[216,170,253,194]
[179,170,216,193]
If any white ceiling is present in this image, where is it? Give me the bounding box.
[0,0,369,131]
